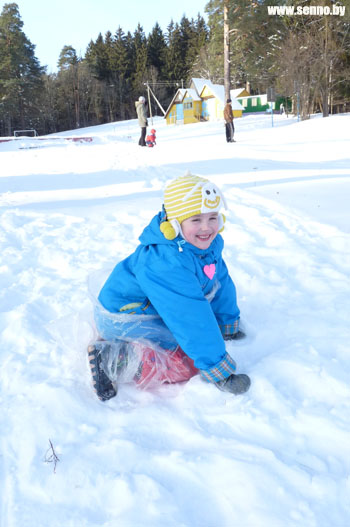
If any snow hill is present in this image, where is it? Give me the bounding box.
[1,112,350,527]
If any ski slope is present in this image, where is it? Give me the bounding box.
[1,112,350,527]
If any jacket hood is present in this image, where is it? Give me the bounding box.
[139,213,173,246]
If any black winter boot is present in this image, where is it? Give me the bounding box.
[224,330,246,341]
[216,373,251,395]
[88,343,117,401]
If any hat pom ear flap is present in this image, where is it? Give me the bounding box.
[160,221,176,240]
[218,213,226,233]
[160,219,180,240]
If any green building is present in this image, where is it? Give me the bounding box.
[237,94,290,113]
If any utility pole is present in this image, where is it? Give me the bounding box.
[146,83,153,125]
[144,82,166,121]
[224,0,230,103]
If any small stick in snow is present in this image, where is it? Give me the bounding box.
[44,439,60,473]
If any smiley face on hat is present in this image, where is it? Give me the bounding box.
[201,182,222,212]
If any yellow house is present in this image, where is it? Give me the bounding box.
[191,78,249,100]
[165,88,202,125]
[199,83,244,120]
[165,78,245,124]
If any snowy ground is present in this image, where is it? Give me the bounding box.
[1,112,350,527]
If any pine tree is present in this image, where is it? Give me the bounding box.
[85,33,109,81]
[203,0,286,89]
[187,14,210,81]
[165,20,187,83]
[110,27,131,120]
[0,2,45,135]
[56,45,81,128]
[132,24,148,98]
[146,23,168,116]
[147,22,166,76]
[40,73,58,133]
[199,0,224,82]
[57,45,79,70]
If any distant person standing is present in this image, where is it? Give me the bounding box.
[135,96,148,146]
[224,99,235,143]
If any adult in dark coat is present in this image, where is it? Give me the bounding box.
[223,99,235,143]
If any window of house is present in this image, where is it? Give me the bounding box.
[184,102,193,110]
[251,98,257,106]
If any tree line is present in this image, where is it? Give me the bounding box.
[0,1,349,136]
[0,2,209,135]
[205,0,350,119]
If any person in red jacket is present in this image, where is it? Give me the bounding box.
[146,129,156,147]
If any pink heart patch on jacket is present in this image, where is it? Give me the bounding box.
[203,264,216,280]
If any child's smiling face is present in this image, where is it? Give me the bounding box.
[181,212,219,250]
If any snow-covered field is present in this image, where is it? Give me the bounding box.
[1,112,349,527]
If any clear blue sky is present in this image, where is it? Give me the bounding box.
[0,0,208,73]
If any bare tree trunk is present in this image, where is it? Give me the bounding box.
[224,0,230,102]
[6,115,11,136]
[323,16,329,117]
[75,65,80,128]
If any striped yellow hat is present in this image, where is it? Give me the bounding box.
[160,172,226,240]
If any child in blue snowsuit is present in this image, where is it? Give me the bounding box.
[88,173,250,400]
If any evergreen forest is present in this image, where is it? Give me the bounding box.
[0,1,349,136]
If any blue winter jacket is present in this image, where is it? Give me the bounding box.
[98,212,240,373]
